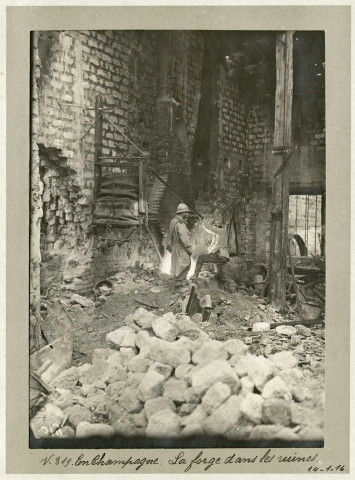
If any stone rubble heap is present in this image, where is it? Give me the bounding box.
[30,307,324,441]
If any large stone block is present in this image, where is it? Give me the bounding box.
[64,404,92,429]
[137,370,165,401]
[223,338,248,356]
[262,376,292,402]
[234,355,256,378]
[148,362,173,380]
[144,396,176,419]
[127,355,150,373]
[120,332,136,349]
[106,326,135,346]
[203,396,242,435]
[119,387,144,413]
[163,378,188,403]
[135,330,151,349]
[262,397,292,426]
[175,363,195,384]
[30,402,64,438]
[104,361,128,384]
[91,348,116,364]
[146,409,181,437]
[278,368,305,402]
[269,351,298,370]
[181,405,207,428]
[175,314,202,339]
[152,315,179,342]
[191,360,239,391]
[240,393,263,424]
[192,340,228,366]
[76,422,114,438]
[245,356,274,391]
[50,366,80,390]
[201,382,231,415]
[146,337,191,368]
[131,307,158,329]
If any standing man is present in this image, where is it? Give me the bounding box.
[191,219,236,293]
[167,203,193,278]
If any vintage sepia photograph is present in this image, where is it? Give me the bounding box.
[29,28,326,449]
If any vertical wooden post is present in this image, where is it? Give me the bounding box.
[94,95,103,199]
[138,157,147,213]
[321,192,326,256]
[30,31,42,352]
[269,31,294,310]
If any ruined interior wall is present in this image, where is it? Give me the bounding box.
[171,31,204,151]
[290,97,325,193]
[195,66,325,264]
[149,32,204,234]
[196,64,248,209]
[36,30,159,293]
[37,30,158,246]
[35,30,205,293]
[241,94,325,262]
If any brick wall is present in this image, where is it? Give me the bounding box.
[195,68,325,263]
[235,95,325,262]
[33,30,325,292]
[171,32,204,148]
[35,30,204,292]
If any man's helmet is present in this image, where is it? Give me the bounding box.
[176,203,190,214]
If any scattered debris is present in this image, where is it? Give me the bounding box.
[71,294,95,308]
[33,265,324,442]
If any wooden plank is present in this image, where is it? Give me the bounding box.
[268,31,294,311]
[97,161,139,168]
[99,156,144,160]
[92,219,140,226]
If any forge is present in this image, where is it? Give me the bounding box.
[29,28,326,449]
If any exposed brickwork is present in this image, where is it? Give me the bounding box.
[196,69,325,263]
[33,30,325,294]
[35,30,204,292]
[171,32,204,147]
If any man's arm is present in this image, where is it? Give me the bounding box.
[176,222,193,254]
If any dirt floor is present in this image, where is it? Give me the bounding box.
[42,265,325,435]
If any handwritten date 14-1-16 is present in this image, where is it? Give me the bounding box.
[308,465,346,472]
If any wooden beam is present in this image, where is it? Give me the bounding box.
[138,157,147,213]
[269,31,294,311]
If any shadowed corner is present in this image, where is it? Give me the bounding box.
[30,428,324,450]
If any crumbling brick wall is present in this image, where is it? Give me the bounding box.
[37,30,158,247]
[171,32,204,149]
[238,95,325,262]
[34,30,204,292]
[33,29,325,295]
[195,65,325,264]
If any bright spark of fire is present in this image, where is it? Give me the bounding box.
[186,257,197,279]
[160,250,172,275]
[160,249,198,279]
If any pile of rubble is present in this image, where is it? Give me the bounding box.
[30,307,324,441]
